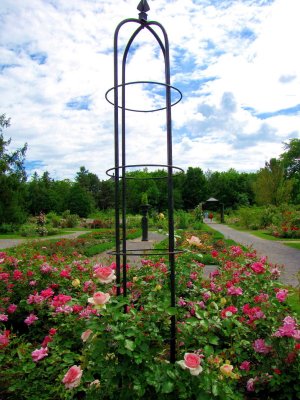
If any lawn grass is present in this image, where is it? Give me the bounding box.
[0,227,91,240]
[286,287,300,317]
[283,242,300,250]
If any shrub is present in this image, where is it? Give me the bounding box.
[0,223,16,234]
[19,224,37,237]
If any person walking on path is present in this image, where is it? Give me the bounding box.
[207,222,299,287]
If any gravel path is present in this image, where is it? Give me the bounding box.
[208,222,300,287]
[0,231,89,250]
[1,227,299,287]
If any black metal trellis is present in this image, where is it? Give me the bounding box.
[105,0,182,364]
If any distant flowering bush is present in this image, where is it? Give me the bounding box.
[0,232,299,399]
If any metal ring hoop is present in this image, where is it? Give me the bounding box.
[106,164,184,179]
[105,81,183,113]
[107,248,184,256]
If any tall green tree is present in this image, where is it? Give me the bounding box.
[76,166,104,208]
[26,172,64,215]
[66,183,94,217]
[182,167,208,210]
[253,158,294,206]
[280,138,300,204]
[0,114,27,226]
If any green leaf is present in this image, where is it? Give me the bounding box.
[204,344,214,356]
[125,339,136,351]
[212,383,219,396]
[162,381,174,393]
[114,334,124,340]
[208,335,219,345]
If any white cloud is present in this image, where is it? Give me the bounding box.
[0,0,299,181]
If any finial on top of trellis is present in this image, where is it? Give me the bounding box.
[137,0,150,21]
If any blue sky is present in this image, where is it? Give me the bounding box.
[0,0,299,180]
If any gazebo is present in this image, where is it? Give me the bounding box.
[203,197,225,223]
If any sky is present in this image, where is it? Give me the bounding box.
[1,0,300,181]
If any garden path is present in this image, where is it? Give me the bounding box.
[90,231,167,267]
[207,221,299,287]
[0,231,89,250]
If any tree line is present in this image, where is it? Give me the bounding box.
[1,114,299,229]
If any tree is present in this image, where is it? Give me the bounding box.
[206,169,255,209]
[0,114,28,226]
[76,166,103,209]
[182,167,208,210]
[253,158,294,206]
[280,138,300,204]
[26,172,63,215]
[66,183,94,217]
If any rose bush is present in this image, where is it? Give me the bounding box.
[0,230,299,399]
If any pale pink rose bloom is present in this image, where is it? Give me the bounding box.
[0,314,8,322]
[24,313,38,326]
[220,364,233,376]
[31,347,48,362]
[273,316,300,338]
[276,289,288,302]
[186,236,202,247]
[178,353,203,376]
[94,266,116,284]
[88,292,110,308]
[270,267,281,278]
[246,378,256,392]
[253,339,271,354]
[62,365,83,389]
[227,286,243,296]
[81,329,93,342]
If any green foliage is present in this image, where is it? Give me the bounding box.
[61,210,79,228]
[0,114,28,226]
[253,158,294,206]
[66,184,94,218]
[183,167,207,209]
[0,223,17,234]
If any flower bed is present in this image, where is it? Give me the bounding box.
[0,232,299,399]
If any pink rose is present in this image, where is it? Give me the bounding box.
[24,313,38,326]
[178,353,203,376]
[246,378,256,392]
[0,330,10,348]
[62,365,83,389]
[7,304,17,314]
[0,314,8,322]
[81,329,93,342]
[250,262,265,274]
[94,266,116,284]
[253,339,272,354]
[32,347,48,362]
[227,286,243,296]
[88,292,110,308]
[240,361,251,371]
[276,289,288,302]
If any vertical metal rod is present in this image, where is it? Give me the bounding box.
[161,25,176,364]
[121,54,127,298]
[113,25,121,296]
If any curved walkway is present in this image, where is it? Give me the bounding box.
[0,231,89,250]
[208,222,299,287]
